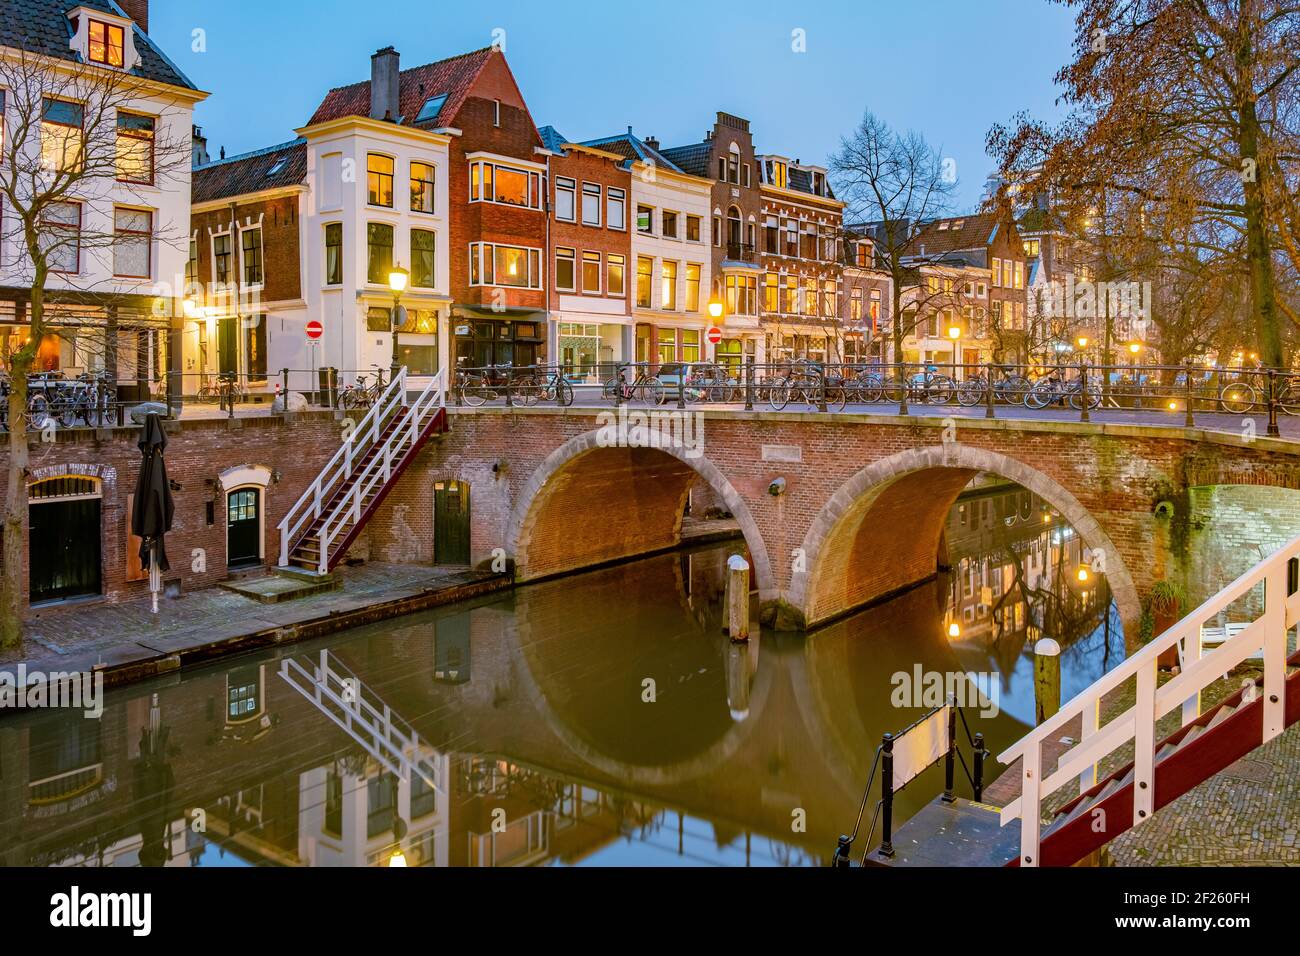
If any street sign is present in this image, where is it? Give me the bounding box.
[306,320,323,340]
[706,326,722,345]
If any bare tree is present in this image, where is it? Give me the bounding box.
[0,46,191,648]
[830,111,960,412]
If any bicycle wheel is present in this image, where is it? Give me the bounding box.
[555,379,574,407]
[515,376,542,406]
[956,379,985,406]
[460,376,488,407]
[1024,382,1055,410]
[601,378,619,401]
[1219,383,1255,414]
[823,386,847,412]
[768,380,793,411]
[927,376,955,405]
[1002,376,1030,405]
[1276,382,1300,416]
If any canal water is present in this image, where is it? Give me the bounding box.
[0,482,1121,868]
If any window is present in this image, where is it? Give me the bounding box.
[367,154,394,207]
[686,215,701,242]
[87,20,125,67]
[869,289,882,324]
[742,164,751,188]
[991,258,1002,287]
[764,272,778,313]
[581,251,601,294]
[784,275,797,314]
[851,288,863,321]
[41,98,83,172]
[415,93,448,125]
[410,161,435,213]
[367,306,392,332]
[681,329,700,363]
[713,216,721,246]
[661,260,678,310]
[367,222,394,283]
[821,279,837,317]
[185,237,198,284]
[784,219,798,258]
[717,157,726,181]
[770,160,787,188]
[727,149,739,184]
[411,229,435,287]
[764,217,779,254]
[685,264,700,313]
[555,247,576,291]
[555,177,576,221]
[581,182,601,226]
[468,243,542,288]
[636,256,653,308]
[213,233,231,284]
[725,274,757,316]
[855,241,873,268]
[1013,261,1024,290]
[41,202,81,273]
[468,160,541,209]
[662,210,678,239]
[240,225,262,286]
[1023,238,1040,258]
[324,223,342,285]
[115,112,154,183]
[803,278,817,316]
[245,314,267,378]
[607,187,626,230]
[607,254,625,296]
[637,204,653,233]
[800,226,816,260]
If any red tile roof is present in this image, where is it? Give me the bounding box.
[192,140,307,204]
[910,213,1000,255]
[306,47,495,130]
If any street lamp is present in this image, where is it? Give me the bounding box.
[947,325,961,340]
[388,265,409,382]
[707,296,724,320]
[1128,341,1142,355]
[1076,335,1089,350]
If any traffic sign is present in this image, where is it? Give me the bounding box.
[706,326,722,345]
[306,320,323,340]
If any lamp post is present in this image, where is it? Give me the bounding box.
[388,265,409,383]
[947,324,961,382]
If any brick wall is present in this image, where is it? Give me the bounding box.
[548,147,632,311]
[191,194,303,304]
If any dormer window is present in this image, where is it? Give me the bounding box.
[88,20,124,67]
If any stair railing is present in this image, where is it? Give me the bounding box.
[312,369,445,574]
[277,368,410,567]
[998,531,1300,867]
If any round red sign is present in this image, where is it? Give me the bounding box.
[306,320,323,340]
[706,326,722,345]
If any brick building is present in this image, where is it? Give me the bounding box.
[538,127,632,379]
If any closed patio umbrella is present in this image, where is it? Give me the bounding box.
[132,413,174,614]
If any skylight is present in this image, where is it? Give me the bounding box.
[415,94,448,125]
[266,158,287,176]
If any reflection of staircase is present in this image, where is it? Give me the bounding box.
[277,369,446,574]
[278,649,444,793]
[997,534,1300,866]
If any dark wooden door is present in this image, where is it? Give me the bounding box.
[218,317,239,375]
[433,480,470,565]
[29,498,102,603]
[227,488,261,567]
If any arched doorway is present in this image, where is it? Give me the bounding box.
[28,476,102,604]
[226,487,262,568]
[433,479,470,565]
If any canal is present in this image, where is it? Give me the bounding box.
[0,481,1121,867]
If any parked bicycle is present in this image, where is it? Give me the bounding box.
[604,363,667,405]
[1024,367,1101,411]
[956,366,1032,407]
[767,360,847,412]
[339,366,387,409]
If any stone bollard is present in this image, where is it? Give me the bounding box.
[726,554,751,642]
[1034,637,1061,725]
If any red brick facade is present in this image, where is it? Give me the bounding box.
[546,145,631,313]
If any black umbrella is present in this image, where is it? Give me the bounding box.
[132,413,174,613]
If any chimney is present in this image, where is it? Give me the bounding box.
[192,125,210,168]
[644,135,659,151]
[370,47,400,122]
[118,0,148,32]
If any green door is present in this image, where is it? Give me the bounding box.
[433,480,470,565]
[218,317,239,375]
[227,488,261,568]
[29,498,102,603]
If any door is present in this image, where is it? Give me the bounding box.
[227,488,261,567]
[29,496,102,603]
[433,480,470,565]
[218,317,239,375]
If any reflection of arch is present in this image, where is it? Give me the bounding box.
[792,445,1140,633]
[504,428,776,601]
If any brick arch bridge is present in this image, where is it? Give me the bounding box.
[368,407,1300,637]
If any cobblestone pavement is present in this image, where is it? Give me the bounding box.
[1,562,489,675]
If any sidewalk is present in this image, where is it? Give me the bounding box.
[2,562,510,690]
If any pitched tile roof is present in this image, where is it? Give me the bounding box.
[306,46,494,130]
[192,139,307,204]
[657,141,713,178]
[910,212,1000,256]
[2,0,197,90]
[578,132,685,174]
[537,125,568,154]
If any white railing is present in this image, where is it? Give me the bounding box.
[998,531,1300,867]
[276,368,445,572]
[278,649,445,794]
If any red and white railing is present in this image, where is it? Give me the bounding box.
[276,368,445,572]
[997,531,1300,866]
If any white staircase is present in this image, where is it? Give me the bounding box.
[277,369,446,574]
[997,531,1300,866]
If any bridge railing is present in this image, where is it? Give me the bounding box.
[443,359,1300,434]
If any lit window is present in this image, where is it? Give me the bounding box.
[367,154,394,207]
[115,112,154,183]
[636,257,653,308]
[41,98,83,172]
[555,247,575,291]
[87,21,125,67]
[410,162,435,213]
[607,254,625,296]
[581,251,601,293]
[686,264,700,313]
[324,223,342,285]
[661,260,677,310]
[469,243,541,288]
[367,222,394,283]
[411,229,435,287]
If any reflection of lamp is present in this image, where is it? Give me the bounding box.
[388,265,409,381]
[388,849,407,867]
[1077,566,1090,583]
[1076,336,1089,349]
[182,297,198,318]
[1128,342,1142,355]
[947,622,961,639]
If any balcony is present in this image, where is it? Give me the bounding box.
[725,242,757,263]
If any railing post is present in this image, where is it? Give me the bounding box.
[1263,561,1288,742]
[972,732,986,802]
[1267,368,1281,437]
[1133,660,1157,827]
[505,367,513,407]
[677,371,686,410]
[1184,360,1195,428]
[985,362,995,419]
[879,733,895,858]
[744,356,754,411]
[942,698,957,803]
[1078,361,1090,423]
[1079,693,1099,792]
[281,367,289,403]
[817,363,828,413]
[1019,740,1041,866]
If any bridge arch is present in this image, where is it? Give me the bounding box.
[790,443,1141,633]
[504,427,777,599]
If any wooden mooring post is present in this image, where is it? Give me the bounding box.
[1034,637,1061,724]
[726,554,750,642]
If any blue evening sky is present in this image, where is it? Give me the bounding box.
[151,0,1076,212]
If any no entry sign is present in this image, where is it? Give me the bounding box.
[306,320,323,340]
[706,326,722,345]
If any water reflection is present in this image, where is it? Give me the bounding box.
[0,481,1121,867]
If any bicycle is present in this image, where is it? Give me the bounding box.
[767,361,847,412]
[538,366,575,407]
[339,367,387,409]
[605,363,666,405]
[956,366,1032,407]
[1024,369,1101,410]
